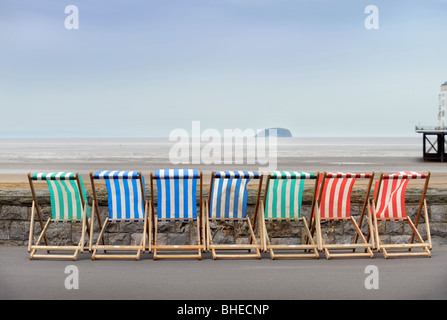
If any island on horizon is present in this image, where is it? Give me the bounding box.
[255,128,293,138]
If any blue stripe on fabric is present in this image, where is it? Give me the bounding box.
[131,178,139,219]
[191,177,197,218]
[154,169,200,179]
[93,171,102,179]
[94,171,146,220]
[113,176,122,220]
[233,179,245,218]
[242,181,248,218]
[123,179,130,220]
[174,171,180,219]
[103,175,114,219]
[156,179,162,218]
[215,179,223,219]
[140,175,145,218]
[183,177,189,219]
[165,179,171,219]
[224,178,233,219]
[209,183,215,219]
[154,169,199,219]
[160,179,170,219]
[93,171,140,180]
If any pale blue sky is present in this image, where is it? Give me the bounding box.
[0,0,446,137]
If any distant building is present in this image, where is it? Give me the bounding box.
[439,81,447,129]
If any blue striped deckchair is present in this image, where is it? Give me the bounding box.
[27,172,89,260]
[205,171,263,259]
[89,171,148,260]
[150,169,204,260]
[259,171,320,259]
[314,171,375,259]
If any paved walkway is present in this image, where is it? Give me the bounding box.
[1,246,446,300]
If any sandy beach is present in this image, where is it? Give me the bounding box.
[0,137,446,189]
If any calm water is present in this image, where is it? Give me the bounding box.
[0,137,443,175]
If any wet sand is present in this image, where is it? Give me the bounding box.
[0,137,446,189]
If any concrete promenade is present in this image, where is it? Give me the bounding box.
[1,246,446,301]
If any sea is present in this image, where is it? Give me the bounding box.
[0,137,444,178]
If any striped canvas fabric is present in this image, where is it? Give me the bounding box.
[264,171,315,219]
[32,172,88,221]
[209,171,259,219]
[93,171,145,221]
[317,172,370,220]
[374,172,425,220]
[154,169,199,219]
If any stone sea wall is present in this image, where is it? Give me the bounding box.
[1,187,447,247]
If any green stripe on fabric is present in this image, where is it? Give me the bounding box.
[264,181,271,218]
[280,180,287,218]
[265,172,310,219]
[297,178,305,218]
[54,180,65,220]
[271,179,278,219]
[38,172,88,221]
[70,180,82,220]
[47,180,58,219]
[289,179,296,218]
[78,175,89,219]
[60,180,73,220]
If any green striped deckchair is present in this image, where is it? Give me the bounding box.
[259,171,320,259]
[27,172,90,260]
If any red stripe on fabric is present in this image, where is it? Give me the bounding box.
[375,179,389,219]
[337,178,348,218]
[390,178,399,219]
[375,177,411,220]
[344,178,356,218]
[397,179,410,218]
[313,173,324,218]
[328,179,336,219]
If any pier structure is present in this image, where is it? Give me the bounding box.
[415,81,447,162]
[415,127,447,162]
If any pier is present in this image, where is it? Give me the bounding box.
[415,126,447,162]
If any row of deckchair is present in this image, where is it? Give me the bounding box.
[27,170,432,260]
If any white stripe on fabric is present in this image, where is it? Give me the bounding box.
[237,179,247,218]
[48,180,60,220]
[179,170,184,219]
[64,179,77,220]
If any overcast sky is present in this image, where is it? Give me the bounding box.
[0,0,446,137]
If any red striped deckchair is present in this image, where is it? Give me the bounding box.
[371,171,432,258]
[314,171,375,259]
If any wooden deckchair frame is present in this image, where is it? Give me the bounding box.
[205,171,263,260]
[313,171,375,259]
[27,172,90,260]
[89,171,149,260]
[371,171,432,258]
[150,170,205,260]
[260,172,320,259]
